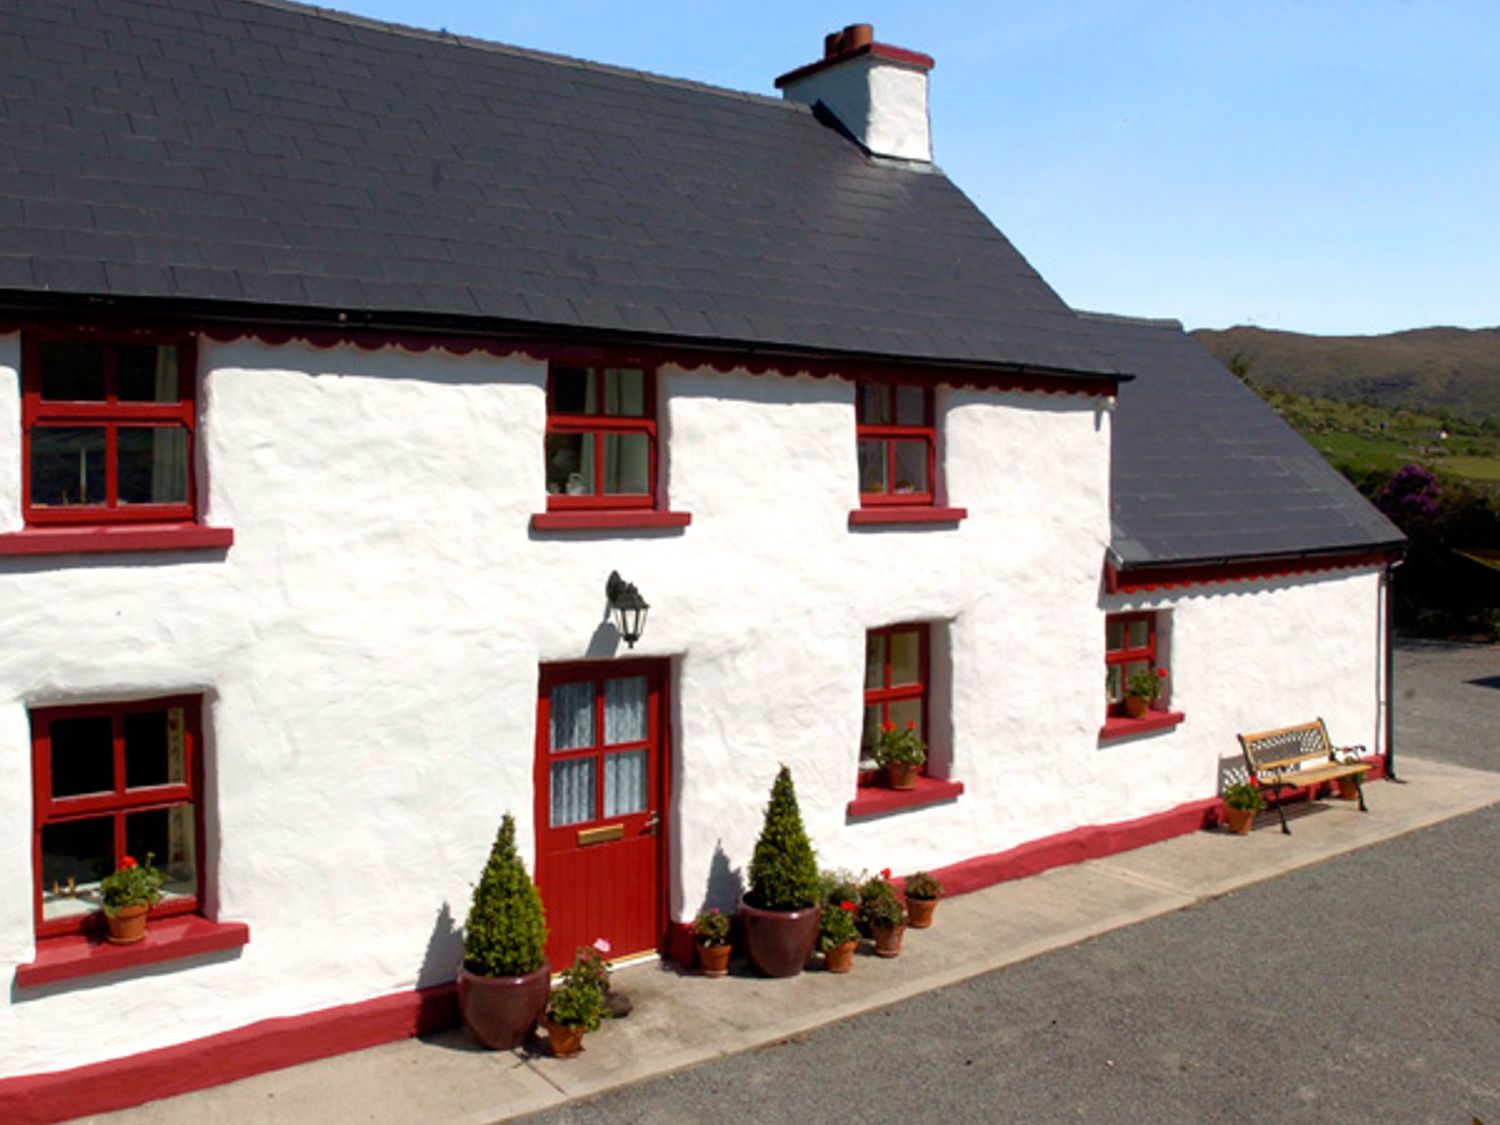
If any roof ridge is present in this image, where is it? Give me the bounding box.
[1075,310,1185,330]
[243,0,801,111]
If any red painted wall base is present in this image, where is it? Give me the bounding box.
[0,983,457,1125]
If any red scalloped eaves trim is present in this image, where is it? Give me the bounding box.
[1105,550,1396,594]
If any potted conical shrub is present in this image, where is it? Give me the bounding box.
[458,813,551,1049]
[739,765,821,978]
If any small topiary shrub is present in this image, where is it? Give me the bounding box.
[748,765,820,911]
[463,813,548,977]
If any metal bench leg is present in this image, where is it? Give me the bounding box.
[1271,785,1290,834]
[1354,775,1368,812]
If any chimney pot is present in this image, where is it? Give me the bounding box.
[841,24,874,52]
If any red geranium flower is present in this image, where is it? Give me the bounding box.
[1155,667,1168,678]
[120,856,137,869]
[906,720,915,731]
[880,867,892,880]
[840,900,857,912]
[881,721,895,733]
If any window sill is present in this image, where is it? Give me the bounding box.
[847,776,964,820]
[15,916,250,989]
[0,524,235,557]
[1098,711,1186,742]
[530,510,692,532]
[848,506,967,527]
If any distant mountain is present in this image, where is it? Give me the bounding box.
[1191,326,1500,419]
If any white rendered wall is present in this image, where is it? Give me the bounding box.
[780,56,933,162]
[0,333,1383,1078]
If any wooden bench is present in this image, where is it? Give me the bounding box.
[1237,718,1372,835]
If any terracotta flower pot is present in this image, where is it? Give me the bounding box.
[458,962,551,1050]
[1224,806,1256,835]
[871,921,906,958]
[905,895,938,929]
[1124,695,1150,719]
[884,761,918,790]
[738,896,820,978]
[1337,777,1361,801]
[105,903,149,945]
[697,941,731,977]
[823,940,856,973]
[544,1015,586,1058]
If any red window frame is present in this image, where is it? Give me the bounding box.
[21,332,199,527]
[862,623,930,779]
[545,364,658,511]
[1105,611,1161,716]
[30,695,204,939]
[856,382,936,507]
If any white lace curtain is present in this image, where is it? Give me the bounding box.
[549,677,649,827]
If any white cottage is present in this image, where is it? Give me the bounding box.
[0,4,1402,1119]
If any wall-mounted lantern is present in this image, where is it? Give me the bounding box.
[606,571,649,649]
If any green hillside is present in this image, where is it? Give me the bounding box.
[1193,325,1500,419]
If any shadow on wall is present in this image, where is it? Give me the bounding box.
[418,900,462,987]
[700,841,744,914]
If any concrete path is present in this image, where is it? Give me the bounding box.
[84,752,1500,1125]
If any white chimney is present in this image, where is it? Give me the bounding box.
[775,24,935,163]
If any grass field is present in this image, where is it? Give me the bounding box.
[1256,386,1500,491]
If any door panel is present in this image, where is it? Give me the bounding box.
[535,661,667,969]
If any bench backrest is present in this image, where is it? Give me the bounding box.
[1238,718,1332,775]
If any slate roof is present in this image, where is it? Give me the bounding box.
[0,0,1116,377]
[1087,313,1405,567]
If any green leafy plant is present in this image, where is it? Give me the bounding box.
[1223,781,1267,812]
[903,871,943,901]
[859,870,907,930]
[1126,666,1167,702]
[819,868,862,909]
[692,908,731,947]
[818,897,859,952]
[463,814,548,977]
[548,946,609,1032]
[748,765,820,911]
[873,721,926,768]
[99,853,165,910]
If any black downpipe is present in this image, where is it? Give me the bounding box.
[1384,560,1400,781]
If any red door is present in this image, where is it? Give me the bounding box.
[534,660,668,968]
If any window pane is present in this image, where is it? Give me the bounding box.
[39,341,106,401]
[602,369,645,417]
[895,385,927,426]
[546,432,595,496]
[602,432,650,494]
[117,345,179,402]
[127,804,196,903]
[858,383,891,425]
[1126,620,1151,649]
[125,707,185,788]
[118,426,189,505]
[50,716,115,798]
[891,439,929,495]
[1106,664,1123,702]
[864,632,886,690]
[603,750,647,816]
[550,682,595,751]
[550,758,595,827]
[552,366,592,414]
[861,704,881,755]
[889,629,922,687]
[41,816,114,921]
[858,439,887,493]
[603,677,648,744]
[31,426,106,506]
[887,698,923,744]
[1105,620,1125,652]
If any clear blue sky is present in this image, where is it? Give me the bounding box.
[334,1,1497,337]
